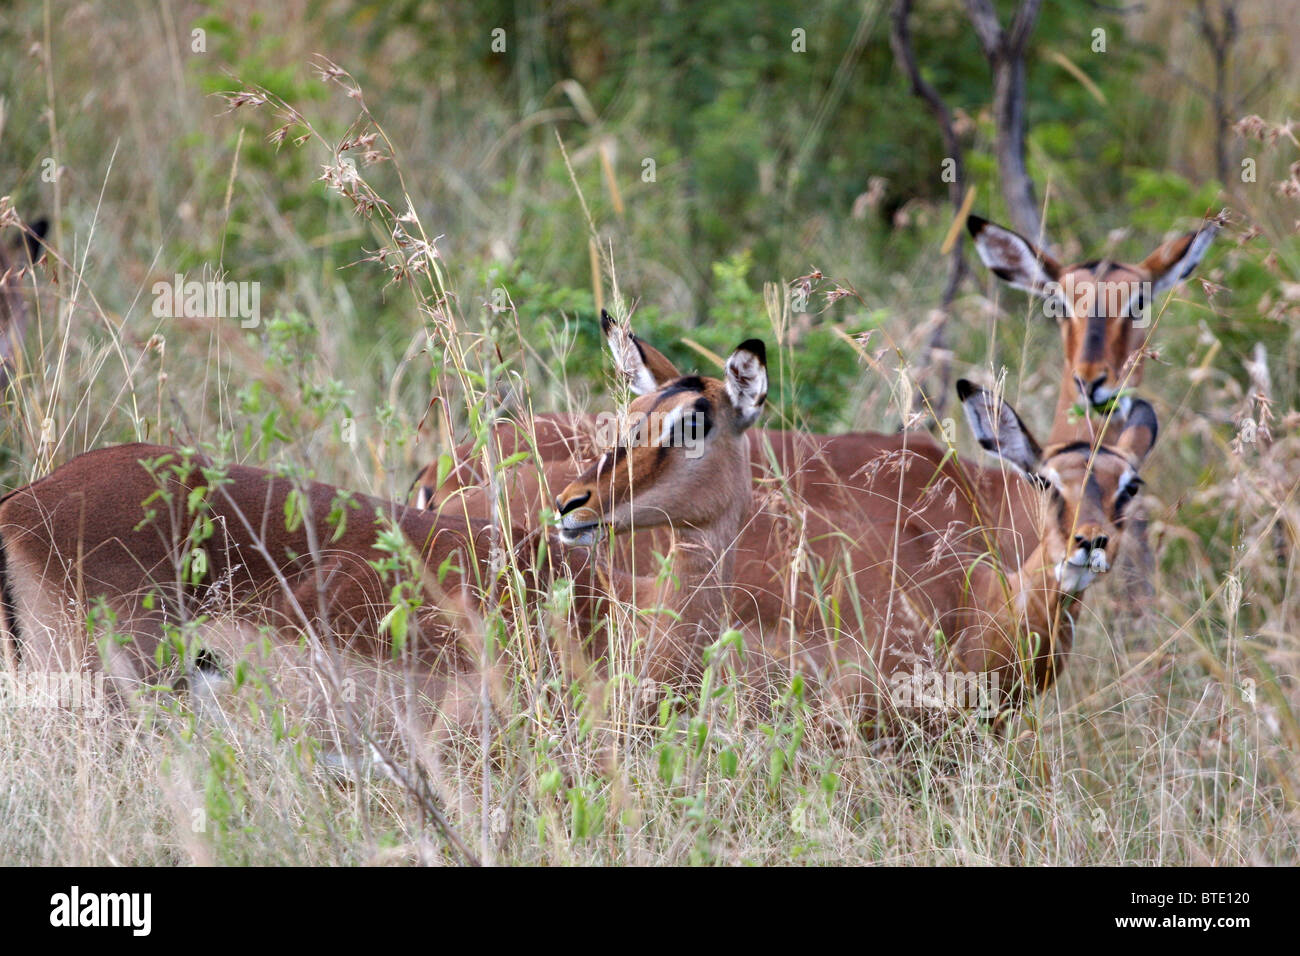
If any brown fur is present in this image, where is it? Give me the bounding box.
[413,327,1159,728]
[0,443,531,732]
[726,414,1156,724]
[550,334,768,686]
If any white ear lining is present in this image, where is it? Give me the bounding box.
[725,345,768,429]
[605,325,659,395]
[1151,225,1218,295]
[957,380,1042,475]
[973,224,1057,296]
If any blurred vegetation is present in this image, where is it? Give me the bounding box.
[2,0,1296,451]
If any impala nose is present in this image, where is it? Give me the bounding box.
[1074,533,1108,552]
[557,491,591,516]
[1075,373,1109,405]
[1075,532,1110,573]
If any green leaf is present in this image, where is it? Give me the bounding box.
[718,748,739,778]
[495,450,531,472]
[437,553,456,585]
[283,487,304,533]
[187,485,209,515]
[379,605,408,654]
[435,453,454,489]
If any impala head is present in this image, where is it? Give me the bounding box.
[957,378,1158,594]
[555,316,767,546]
[967,215,1216,410]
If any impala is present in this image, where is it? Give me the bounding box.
[0,335,768,722]
[552,332,769,683]
[966,213,1217,436]
[417,312,1164,724]
[732,378,1160,723]
[421,320,771,684]
[0,443,524,725]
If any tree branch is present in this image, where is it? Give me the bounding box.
[963,0,1046,241]
[891,0,968,418]
[890,0,966,208]
[964,0,1003,58]
[1008,0,1044,53]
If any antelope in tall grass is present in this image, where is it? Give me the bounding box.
[417,297,1172,724]
[552,335,768,684]
[0,443,525,729]
[966,213,1218,436]
[0,337,768,721]
[727,378,1160,724]
[0,214,48,393]
[417,321,772,685]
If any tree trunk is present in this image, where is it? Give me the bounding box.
[890,0,968,418]
[965,0,1045,242]
[992,52,1042,241]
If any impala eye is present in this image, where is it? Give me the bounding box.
[1114,477,1144,515]
[664,398,713,450]
[1131,293,1146,321]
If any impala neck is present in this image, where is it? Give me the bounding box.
[1049,357,1140,447]
[613,497,744,627]
[575,479,749,684]
[957,539,1081,701]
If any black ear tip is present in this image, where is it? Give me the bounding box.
[1128,397,1159,443]
[966,215,987,238]
[956,378,976,401]
[736,338,767,366]
[599,309,614,333]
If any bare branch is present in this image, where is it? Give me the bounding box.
[964,0,1003,58]
[962,0,1046,241]
[890,0,966,208]
[1008,0,1044,53]
[890,0,968,417]
[1083,0,1146,11]
[1192,0,1243,184]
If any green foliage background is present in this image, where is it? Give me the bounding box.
[3,0,1295,454]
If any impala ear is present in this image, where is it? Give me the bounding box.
[600,309,680,395]
[1114,397,1159,467]
[1141,221,1218,296]
[967,215,1062,298]
[724,339,768,430]
[957,378,1043,475]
